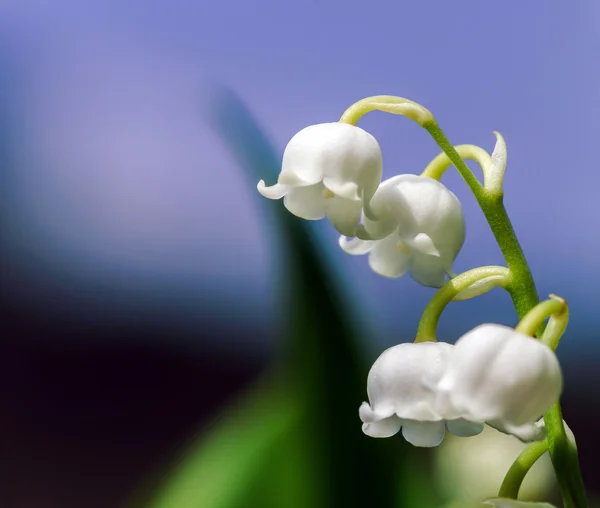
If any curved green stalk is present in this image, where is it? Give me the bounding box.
[422,119,540,321]
[498,440,549,499]
[421,143,492,182]
[415,266,511,342]
[421,132,507,191]
[515,296,568,347]
[339,95,433,126]
[541,311,570,352]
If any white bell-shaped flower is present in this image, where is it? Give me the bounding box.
[434,324,563,442]
[360,341,483,447]
[257,122,382,236]
[339,174,465,287]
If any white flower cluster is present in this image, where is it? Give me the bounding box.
[258,122,563,448]
[361,324,562,447]
[258,122,464,287]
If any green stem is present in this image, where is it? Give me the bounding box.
[420,144,492,182]
[422,120,486,201]
[544,404,588,508]
[422,119,587,508]
[481,196,542,320]
[498,440,549,499]
[422,119,539,320]
[415,266,511,342]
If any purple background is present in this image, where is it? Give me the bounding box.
[1,1,599,506]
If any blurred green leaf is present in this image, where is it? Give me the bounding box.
[205,87,398,507]
[141,87,418,508]
[144,380,301,508]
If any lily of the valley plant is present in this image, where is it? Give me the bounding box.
[258,95,588,507]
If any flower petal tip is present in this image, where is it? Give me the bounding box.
[257,180,288,199]
[339,236,373,255]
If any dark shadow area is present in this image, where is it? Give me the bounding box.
[0,301,266,508]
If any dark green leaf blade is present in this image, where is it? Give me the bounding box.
[205,87,398,507]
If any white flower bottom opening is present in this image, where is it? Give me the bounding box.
[360,401,484,447]
[359,325,562,446]
[359,341,483,447]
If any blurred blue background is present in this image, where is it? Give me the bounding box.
[1,1,599,506]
